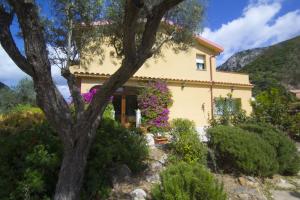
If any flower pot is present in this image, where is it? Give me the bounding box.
[154,136,168,144]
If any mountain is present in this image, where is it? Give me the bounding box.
[218,35,300,95]
[218,47,268,71]
[0,82,8,90]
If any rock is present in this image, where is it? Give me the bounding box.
[146,173,160,183]
[271,190,300,200]
[238,177,248,186]
[237,193,250,200]
[130,188,147,200]
[111,164,132,185]
[145,134,155,147]
[158,153,168,165]
[149,161,163,171]
[276,178,296,190]
[246,176,256,183]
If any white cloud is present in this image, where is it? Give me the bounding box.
[0,45,70,99]
[202,1,300,65]
[0,45,29,87]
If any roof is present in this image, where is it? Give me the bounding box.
[82,20,224,54]
[195,35,224,54]
[74,72,253,88]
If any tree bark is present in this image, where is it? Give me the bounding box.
[0,1,186,200]
[54,132,91,200]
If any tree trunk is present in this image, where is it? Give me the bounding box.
[54,133,91,200]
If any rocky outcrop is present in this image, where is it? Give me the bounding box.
[218,47,267,72]
[108,145,167,200]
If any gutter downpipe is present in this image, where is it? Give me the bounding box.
[209,55,214,120]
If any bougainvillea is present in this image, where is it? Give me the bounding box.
[81,89,114,119]
[82,89,113,103]
[138,81,173,133]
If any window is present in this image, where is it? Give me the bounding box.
[196,54,205,70]
[214,97,241,116]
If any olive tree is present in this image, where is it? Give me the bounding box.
[0,0,204,199]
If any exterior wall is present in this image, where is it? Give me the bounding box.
[167,83,212,126]
[79,77,252,127]
[70,42,250,85]
[72,37,253,128]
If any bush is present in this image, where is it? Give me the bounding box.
[207,126,279,177]
[170,118,196,138]
[81,119,149,199]
[151,162,226,200]
[169,118,207,164]
[0,109,149,199]
[138,81,173,133]
[239,123,300,175]
[0,118,61,200]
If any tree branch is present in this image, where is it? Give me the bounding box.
[138,0,184,57]
[0,6,34,76]
[61,68,85,119]
[7,0,73,144]
[122,0,141,59]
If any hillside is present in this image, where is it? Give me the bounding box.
[218,36,300,95]
[0,82,8,90]
[218,47,268,71]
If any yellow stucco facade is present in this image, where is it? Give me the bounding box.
[71,37,253,128]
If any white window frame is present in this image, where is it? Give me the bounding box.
[196,54,205,70]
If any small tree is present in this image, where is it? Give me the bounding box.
[210,93,246,126]
[0,0,204,199]
[0,78,36,113]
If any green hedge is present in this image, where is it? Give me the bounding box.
[238,123,300,175]
[0,106,148,199]
[151,162,226,200]
[207,125,279,177]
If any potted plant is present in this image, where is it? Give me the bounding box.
[154,134,168,144]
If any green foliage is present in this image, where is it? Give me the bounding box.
[151,162,226,200]
[138,81,173,133]
[0,118,61,200]
[210,93,247,126]
[102,103,115,120]
[0,78,36,113]
[251,87,300,138]
[238,123,300,175]
[82,119,149,199]
[252,88,290,127]
[170,118,196,138]
[240,35,300,95]
[207,125,279,177]
[169,118,207,165]
[0,109,148,200]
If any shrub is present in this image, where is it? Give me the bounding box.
[169,118,207,164]
[0,119,61,200]
[138,81,173,133]
[170,118,196,138]
[207,126,279,177]
[0,106,45,133]
[0,109,148,199]
[239,123,300,175]
[151,162,226,200]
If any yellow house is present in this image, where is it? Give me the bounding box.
[70,36,252,130]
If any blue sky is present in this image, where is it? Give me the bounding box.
[1,0,300,97]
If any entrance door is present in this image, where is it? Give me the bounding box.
[112,94,138,126]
